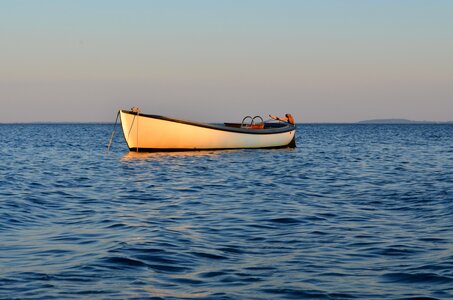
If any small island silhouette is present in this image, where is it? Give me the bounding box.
[357,119,452,124]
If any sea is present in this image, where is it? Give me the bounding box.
[0,123,452,300]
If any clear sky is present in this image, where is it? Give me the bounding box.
[1,0,452,123]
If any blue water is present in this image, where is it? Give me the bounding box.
[0,124,452,300]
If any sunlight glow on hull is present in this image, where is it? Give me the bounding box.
[120,110,295,151]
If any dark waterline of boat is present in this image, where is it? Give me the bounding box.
[0,124,452,299]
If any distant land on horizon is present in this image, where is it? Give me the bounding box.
[357,119,453,124]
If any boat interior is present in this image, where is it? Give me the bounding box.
[224,115,290,129]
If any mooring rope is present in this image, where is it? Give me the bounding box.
[126,107,140,152]
[106,110,120,152]
[127,114,136,139]
[136,109,139,152]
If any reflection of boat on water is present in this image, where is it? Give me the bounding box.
[119,108,296,152]
[121,150,226,161]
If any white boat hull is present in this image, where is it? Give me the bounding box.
[120,110,296,152]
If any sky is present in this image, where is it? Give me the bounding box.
[1,0,452,123]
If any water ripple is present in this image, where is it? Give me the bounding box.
[0,124,452,299]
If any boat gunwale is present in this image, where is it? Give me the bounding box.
[120,110,296,135]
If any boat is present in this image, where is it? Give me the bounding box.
[118,108,296,152]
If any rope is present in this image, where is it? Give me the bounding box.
[127,114,136,139]
[136,109,139,152]
[106,110,120,152]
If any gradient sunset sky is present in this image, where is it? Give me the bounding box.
[1,1,452,123]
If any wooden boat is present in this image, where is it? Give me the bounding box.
[119,108,296,152]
